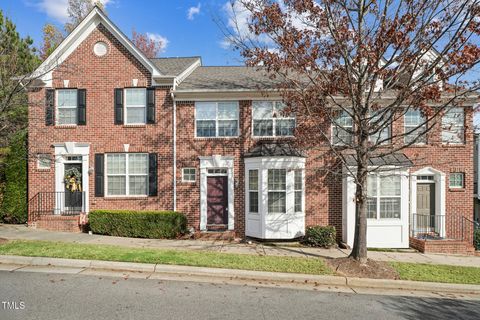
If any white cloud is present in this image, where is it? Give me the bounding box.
[35,0,111,23]
[187,3,201,20]
[146,33,169,53]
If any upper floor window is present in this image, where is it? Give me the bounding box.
[195,101,239,137]
[57,89,78,125]
[106,153,148,196]
[369,111,391,144]
[404,109,426,144]
[332,110,353,145]
[442,107,464,144]
[252,101,295,137]
[125,88,146,124]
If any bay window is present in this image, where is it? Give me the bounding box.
[248,170,259,213]
[294,169,303,212]
[57,89,78,125]
[268,169,286,213]
[125,88,146,124]
[106,153,148,196]
[252,101,295,137]
[367,175,401,219]
[442,107,464,144]
[196,102,239,137]
[404,109,426,144]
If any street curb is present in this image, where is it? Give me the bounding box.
[1,255,479,294]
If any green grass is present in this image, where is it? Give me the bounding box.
[0,240,332,275]
[391,262,480,285]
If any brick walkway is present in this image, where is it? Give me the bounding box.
[1,224,479,267]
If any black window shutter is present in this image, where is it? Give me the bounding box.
[77,89,86,125]
[148,153,158,196]
[45,89,55,126]
[95,154,105,197]
[114,88,123,124]
[146,87,155,124]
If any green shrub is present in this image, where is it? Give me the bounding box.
[301,225,336,248]
[1,131,27,224]
[474,228,480,251]
[88,210,188,239]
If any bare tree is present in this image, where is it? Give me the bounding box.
[65,0,106,34]
[223,0,480,263]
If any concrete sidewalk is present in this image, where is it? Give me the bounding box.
[1,224,479,267]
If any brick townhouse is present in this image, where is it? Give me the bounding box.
[27,6,477,254]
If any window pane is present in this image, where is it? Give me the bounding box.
[274,102,292,118]
[275,119,295,136]
[294,170,302,190]
[196,102,216,120]
[125,88,146,106]
[58,108,77,125]
[107,176,126,195]
[370,112,391,143]
[367,176,377,197]
[107,154,126,174]
[268,192,286,213]
[442,108,464,143]
[380,198,401,219]
[249,170,258,191]
[218,120,238,136]
[57,89,77,107]
[268,169,286,191]
[249,191,259,213]
[333,111,353,145]
[404,109,423,126]
[380,176,401,196]
[196,120,216,137]
[183,168,196,182]
[367,198,377,219]
[449,173,464,188]
[218,102,238,119]
[252,101,273,119]
[38,154,51,169]
[294,191,302,212]
[129,176,147,195]
[126,107,146,124]
[253,119,273,136]
[128,154,148,174]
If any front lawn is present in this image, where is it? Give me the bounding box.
[0,240,332,275]
[390,262,480,285]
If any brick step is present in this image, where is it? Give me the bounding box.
[194,230,236,241]
[29,215,82,233]
[410,237,476,255]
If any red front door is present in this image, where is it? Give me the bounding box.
[207,176,228,226]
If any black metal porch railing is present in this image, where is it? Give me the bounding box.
[28,192,85,222]
[411,213,475,243]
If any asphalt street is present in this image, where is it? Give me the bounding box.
[0,270,479,320]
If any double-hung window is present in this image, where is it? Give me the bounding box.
[195,102,239,137]
[404,109,426,144]
[106,153,148,196]
[57,89,78,125]
[267,169,287,213]
[369,111,391,144]
[442,107,464,144]
[125,88,146,124]
[332,110,353,145]
[294,170,303,212]
[252,101,295,137]
[248,170,259,213]
[367,175,401,219]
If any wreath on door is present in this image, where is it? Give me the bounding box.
[64,167,82,192]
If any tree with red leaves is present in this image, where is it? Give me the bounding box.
[224,0,480,263]
[131,29,166,59]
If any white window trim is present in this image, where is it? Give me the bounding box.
[331,111,353,146]
[251,101,296,138]
[449,172,464,189]
[404,109,427,145]
[124,88,147,125]
[37,154,51,170]
[367,174,402,220]
[56,89,78,126]
[105,153,149,197]
[182,168,196,183]
[294,169,303,213]
[442,107,465,145]
[248,169,259,214]
[267,169,287,214]
[195,101,240,138]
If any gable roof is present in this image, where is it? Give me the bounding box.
[31,5,168,86]
[150,57,201,77]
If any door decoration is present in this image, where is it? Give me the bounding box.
[64,167,82,192]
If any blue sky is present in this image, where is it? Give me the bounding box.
[1,0,243,66]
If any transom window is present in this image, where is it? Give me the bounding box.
[449,172,464,188]
[195,102,239,137]
[404,109,426,144]
[106,153,148,196]
[268,169,287,213]
[442,107,464,144]
[252,101,295,137]
[248,170,259,213]
[125,88,146,124]
[367,175,401,219]
[332,110,353,145]
[57,89,77,125]
[182,168,196,182]
[207,168,228,175]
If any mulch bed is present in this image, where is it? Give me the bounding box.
[0,238,8,245]
[326,257,399,279]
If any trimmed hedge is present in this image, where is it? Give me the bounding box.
[474,228,480,251]
[88,210,188,239]
[301,225,337,248]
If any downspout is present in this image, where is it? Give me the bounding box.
[171,83,177,211]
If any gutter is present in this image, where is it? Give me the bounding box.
[171,84,177,211]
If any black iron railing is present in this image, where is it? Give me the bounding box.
[411,213,475,243]
[28,191,85,221]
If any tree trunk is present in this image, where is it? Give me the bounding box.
[349,157,368,263]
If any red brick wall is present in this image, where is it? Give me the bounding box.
[28,24,174,214]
